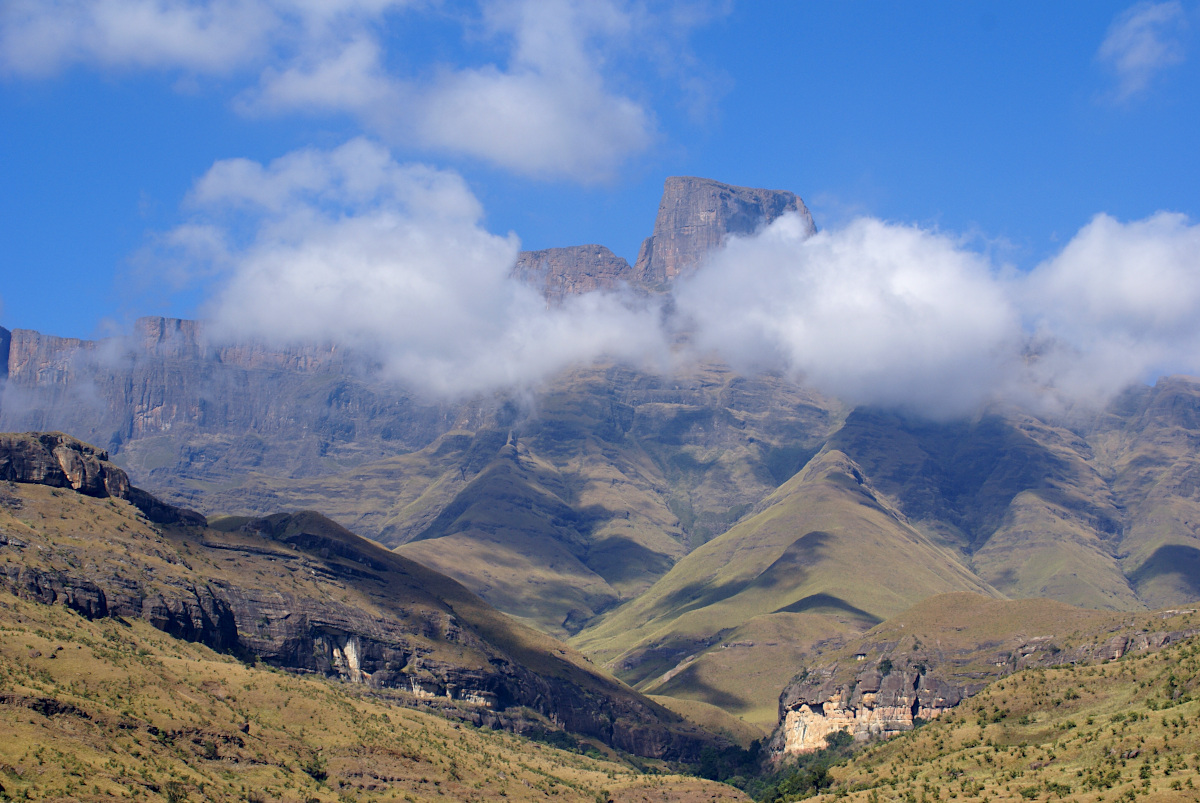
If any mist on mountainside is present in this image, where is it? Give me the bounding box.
[154,145,1200,419]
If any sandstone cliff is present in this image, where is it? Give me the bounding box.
[511,245,635,302]
[633,176,815,287]
[0,436,726,760]
[0,431,203,524]
[769,593,1200,757]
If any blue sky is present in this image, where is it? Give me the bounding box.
[1,2,1198,411]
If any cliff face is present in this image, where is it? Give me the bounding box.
[0,431,203,524]
[0,450,725,761]
[511,245,635,301]
[770,594,1200,757]
[507,176,816,299]
[633,176,815,287]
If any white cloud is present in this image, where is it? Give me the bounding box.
[0,0,282,76]
[674,209,1200,418]
[1021,212,1200,407]
[1,0,674,181]
[673,214,1024,418]
[173,139,667,396]
[1098,1,1189,100]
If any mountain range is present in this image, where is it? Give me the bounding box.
[3,175,1200,747]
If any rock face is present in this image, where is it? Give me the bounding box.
[0,459,724,761]
[0,431,203,524]
[511,245,635,301]
[777,666,966,754]
[633,176,815,287]
[770,594,1200,757]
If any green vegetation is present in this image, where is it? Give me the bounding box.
[0,590,747,802]
[802,631,1200,802]
[573,449,992,729]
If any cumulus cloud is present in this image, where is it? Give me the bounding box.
[1021,212,1200,407]
[1098,1,1189,100]
[672,214,1024,418]
[1,0,675,181]
[673,210,1200,418]
[168,139,666,397]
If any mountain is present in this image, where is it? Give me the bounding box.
[571,449,995,730]
[0,176,839,641]
[0,585,747,803]
[0,433,729,761]
[5,175,1200,742]
[632,176,814,287]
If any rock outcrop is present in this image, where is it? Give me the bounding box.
[770,594,1200,757]
[0,461,725,761]
[633,176,815,287]
[512,245,635,302]
[0,431,204,525]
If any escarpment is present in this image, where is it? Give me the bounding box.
[0,438,725,761]
[0,431,204,525]
[770,594,1200,757]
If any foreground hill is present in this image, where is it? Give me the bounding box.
[0,591,748,803]
[798,614,1200,802]
[768,593,1199,755]
[0,433,725,760]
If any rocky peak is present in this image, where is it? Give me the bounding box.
[633,176,815,287]
[511,245,635,302]
[0,431,204,525]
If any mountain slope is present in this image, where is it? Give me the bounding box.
[800,612,1200,802]
[572,449,995,729]
[0,590,748,803]
[0,434,727,760]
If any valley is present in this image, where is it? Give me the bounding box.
[2,176,1200,800]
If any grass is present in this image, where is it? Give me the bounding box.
[801,629,1200,802]
[572,449,994,727]
[0,590,749,803]
[0,481,727,762]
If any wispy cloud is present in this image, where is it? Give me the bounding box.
[161,139,667,397]
[1097,1,1189,101]
[0,0,703,182]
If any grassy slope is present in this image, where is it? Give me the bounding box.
[1088,376,1200,609]
[0,592,749,803]
[829,408,1140,611]
[775,592,1197,698]
[805,613,1200,802]
[0,482,719,754]
[572,450,994,730]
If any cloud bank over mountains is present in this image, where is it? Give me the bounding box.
[163,139,667,396]
[159,138,1200,417]
[677,209,1200,418]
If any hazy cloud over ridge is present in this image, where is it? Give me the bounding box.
[164,139,667,396]
[0,0,685,181]
[675,210,1200,418]
[156,140,1200,417]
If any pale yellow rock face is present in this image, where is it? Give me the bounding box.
[781,696,950,754]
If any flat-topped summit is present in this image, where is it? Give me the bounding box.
[511,244,634,301]
[633,176,814,287]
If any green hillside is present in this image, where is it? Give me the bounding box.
[801,620,1200,802]
[573,450,994,730]
[0,590,748,803]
